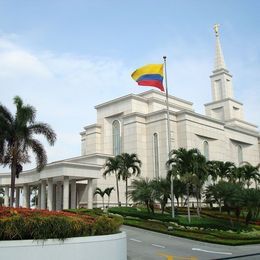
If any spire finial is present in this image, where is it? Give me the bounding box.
[213,23,227,70]
[213,24,220,37]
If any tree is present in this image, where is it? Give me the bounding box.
[151,178,170,214]
[240,163,259,188]
[167,148,203,222]
[103,156,121,206]
[192,152,208,216]
[94,187,106,209]
[104,187,114,208]
[0,96,56,206]
[216,161,235,181]
[243,188,260,225]
[117,153,142,207]
[128,178,155,213]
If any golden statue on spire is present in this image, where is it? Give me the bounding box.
[214,24,220,37]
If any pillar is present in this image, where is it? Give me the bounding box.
[15,187,20,208]
[87,179,93,209]
[40,180,46,209]
[47,178,53,211]
[56,182,62,211]
[22,184,30,208]
[4,186,9,207]
[63,176,69,210]
[37,185,41,209]
[70,180,76,209]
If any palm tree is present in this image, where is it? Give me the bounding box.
[151,178,170,214]
[240,163,259,188]
[94,187,106,209]
[0,96,56,206]
[167,148,202,223]
[206,160,219,184]
[103,156,121,206]
[117,153,142,207]
[243,188,260,225]
[128,178,155,213]
[104,187,114,208]
[216,161,235,181]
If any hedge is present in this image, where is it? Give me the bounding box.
[0,207,123,240]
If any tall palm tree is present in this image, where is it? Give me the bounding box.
[117,153,142,207]
[193,153,207,216]
[167,148,202,223]
[103,156,121,206]
[104,187,114,208]
[94,187,106,209]
[0,96,56,206]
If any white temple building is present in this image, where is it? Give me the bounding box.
[1,27,259,209]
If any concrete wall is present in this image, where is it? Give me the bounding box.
[0,232,127,260]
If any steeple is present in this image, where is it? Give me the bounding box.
[205,24,246,124]
[214,24,227,71]
[210,24,233,102]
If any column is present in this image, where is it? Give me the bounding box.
[37,185,41,209]
[47,178,53,211]
[4,186,9,207]
[56,182,62,211]
[70,180,76,209]
[87,179,93,209]
[22,184,30,208]
[40,180,46,209]
[63,176,69,210]
[15,187,20,208]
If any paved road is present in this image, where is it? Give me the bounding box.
[122,225,260,260]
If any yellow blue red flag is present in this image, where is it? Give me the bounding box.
[131,64,164,91]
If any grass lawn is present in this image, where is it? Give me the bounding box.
[108,207,260,245]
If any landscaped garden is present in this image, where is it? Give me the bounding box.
[108,206,260,245]
[0,207,123,240]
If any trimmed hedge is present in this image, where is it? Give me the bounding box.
[0,207,123,240]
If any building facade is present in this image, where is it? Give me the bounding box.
[1,28,259,209]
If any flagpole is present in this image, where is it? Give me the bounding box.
[163,56,175,218]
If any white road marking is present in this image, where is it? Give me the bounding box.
[192,248,232,255]
[152,243,165,248]
[129,238,142,243]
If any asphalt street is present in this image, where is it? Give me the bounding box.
[122,225,260,260]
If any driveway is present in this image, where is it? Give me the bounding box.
[122,225,260,260]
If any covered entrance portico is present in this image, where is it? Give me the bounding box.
[0,161,102,210]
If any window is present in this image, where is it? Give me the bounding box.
[112,120,121,155]
[203,141,209,161]
[238,145,243,164]
[153,133,159,178]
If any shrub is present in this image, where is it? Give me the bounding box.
[0,207,122,240]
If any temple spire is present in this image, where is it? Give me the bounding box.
[213,24,227,71]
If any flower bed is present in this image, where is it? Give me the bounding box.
[0,207,123,240]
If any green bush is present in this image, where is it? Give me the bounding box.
[0,207,123,240]
[93,215,123,235]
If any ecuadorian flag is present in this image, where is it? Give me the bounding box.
[131,64,164,92]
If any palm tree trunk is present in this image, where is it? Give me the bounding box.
[102,197,104,209]
[10,162,16,207]
[107,196,110,208]
[187,184,191,223]
[125,177,128,207]
[115,175,120,206]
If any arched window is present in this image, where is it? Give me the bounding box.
[112,120,121,155]
[203,141,209,161]
[238,145,243,164]
[153,133,159,178]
